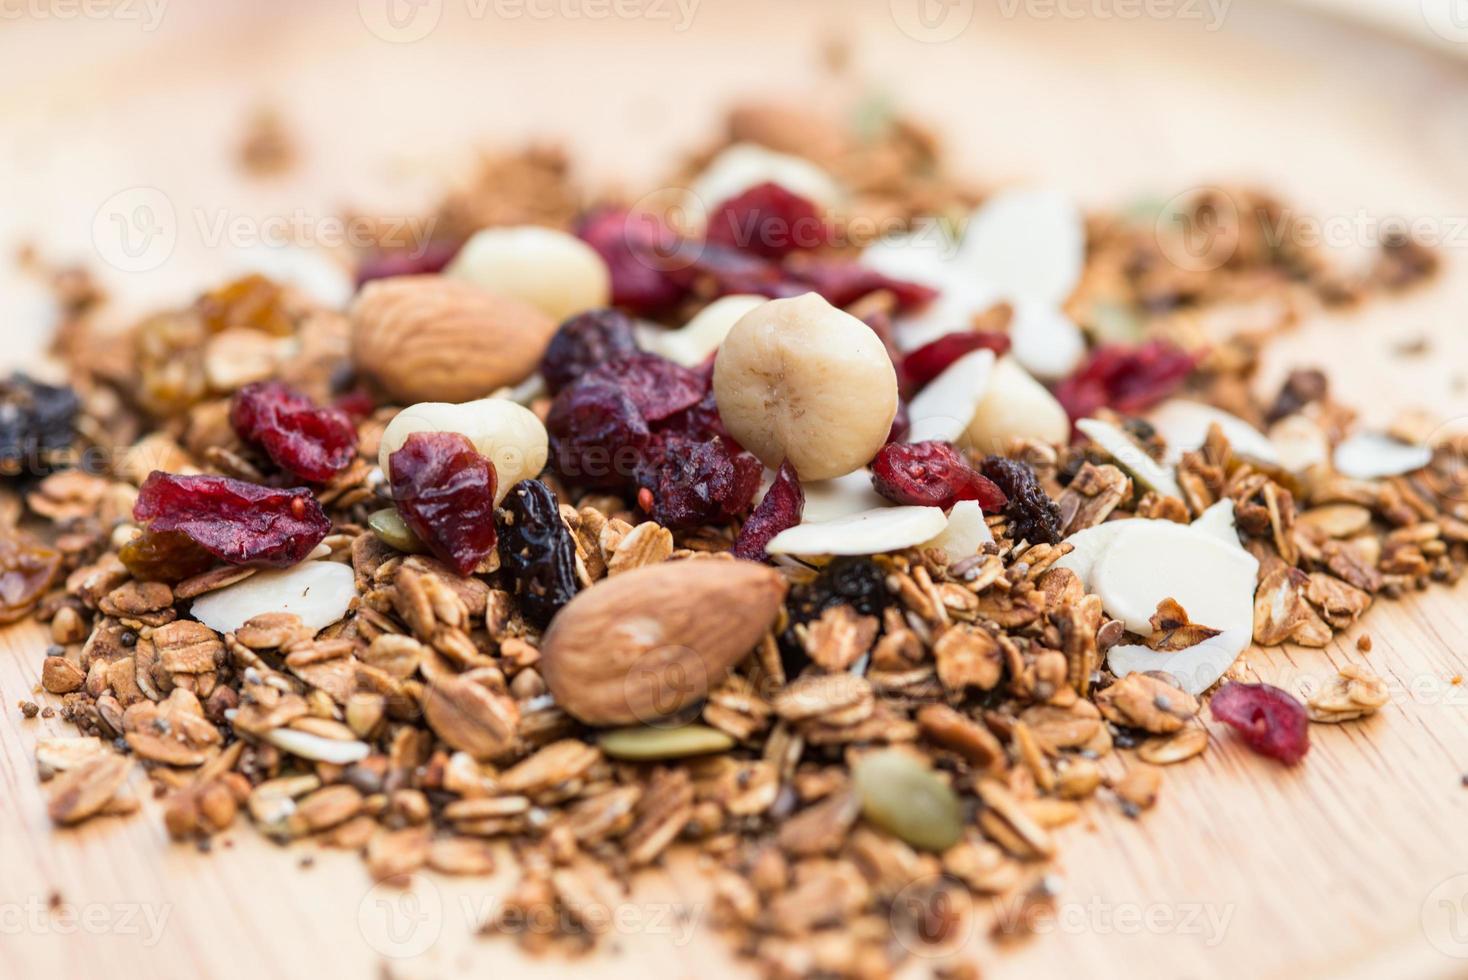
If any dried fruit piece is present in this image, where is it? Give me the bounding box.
[732,461,804,562]
[635,434,761,529]
[0,533,62,624]
[1054,341,1198,421]
[901,331,1011,390]
[871,441,1007,512]
[354,240,459,286]
[377,398,548,506]
[134,472,331,568]
[980,457,1062,545]
[540,308,641,393]
[389,432,498,576]
[584,353,707,423]
[852,750,962,852]
[1209,682,1310,765]
[496,479,579,628]
[196,274,294,337]
[546,378,650,490]
[0,374,79,479]
[577,207,689,316]
[704,181,828,258]
[230,381,357,483]
[119,528,217,584]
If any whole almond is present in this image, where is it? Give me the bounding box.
[540,560,787,726]
[350,275,556,405]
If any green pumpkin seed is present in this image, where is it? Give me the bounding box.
[369,508,427,555]
[852,749,962,851]
[598,724,736,761]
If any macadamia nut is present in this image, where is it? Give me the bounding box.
[712,293,897,481]
[380,398,548,505]
[446,226,611,323]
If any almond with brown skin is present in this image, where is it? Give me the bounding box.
[349,275,556,405]
[540,560,787,726]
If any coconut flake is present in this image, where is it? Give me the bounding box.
[191,561,356,635]
[1150,400,1280,467]
[765,506,947,557]
[1007,302,1085,381]
[923,501,994,560]
[1076,418,1184,501]
[906,348,995,443]
[961,356,1071,454]
[1108,628,1251,696]
[1333,432,1432,480]
[1090,521,1258,636]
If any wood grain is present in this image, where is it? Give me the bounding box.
[3,2,1468,978]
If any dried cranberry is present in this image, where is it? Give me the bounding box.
[541,309,642,393]
[783,256,938,313]
[671,241,794,298]
[901,332,1012,391]
[636,434,760,529]
[231,382,357,483]
[872,442,1007,511]
[333,389,377,421]
[886,399,911,445]
[354,241,460,286]
[583,353,707,423]
[388,432,498,576]
[1209,682,1310,765]
[1053,341,1199,421]
[577,208,689,316]
[979,456,1062,545]
[546,378,651,489]
[705,182,828,259]
[134,472,331,568]
[732,461,804,562]
[497,479,579,628]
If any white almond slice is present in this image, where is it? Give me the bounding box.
[766,506,948,557]
[1008,302,1086,381]
[1108,628,1251,696]
[922,501,994,560]
[638,295,766,367]
[1053,520,1138,587]
[797,470,889,523]
[955,190,1085,307]
[191,561,357,636]
[860,229,956,289]
[1189,499,1242,548]
[1150,400,1280,467]
[962,356,1071,454]
[1076,418,1184,501]
[891,277,1004,353]
[1268,414,1330,474]
[1333,432,1432,480]
[1091,521,1258,636]
[263,729,371,766]
[907,348,995,444]
[690,143,843,212]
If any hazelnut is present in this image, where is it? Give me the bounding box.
[378,398,548,506]
[445,226,610,323]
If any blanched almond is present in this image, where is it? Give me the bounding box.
[445,226,610,322]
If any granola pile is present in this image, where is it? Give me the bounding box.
[8,102,1455,977]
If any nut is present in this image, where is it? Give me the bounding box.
[712,293,897,481]
[539,560,787,726]
[445,226,610,323]
[379,397,549,505]
[962,355,1071,453]
[350,275,556,405]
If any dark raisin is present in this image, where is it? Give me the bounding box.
[540,308,642,394]
[0,375,80,480]
[134,472,331,568]
[780,557,891,676]
[496,479,579,628]
[872,442,1008,511]
[731,461,804,562]
[388,432,498,576]
[1265,368,1328,424]
[704,181,828,259]
[230,381,358,483]
[979,456,1062,545]
[1209,682,1310,765]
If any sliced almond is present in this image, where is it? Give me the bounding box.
[1268,414,1331,473]
[263,728,371,765]
[1076,417,1184,501]
[765,506,948,557]
[906,348,994,444]
[1107,628,1251,696]
[1150,400,1280,467]
[922,500,994,560]
[794,469,888,523]
[953,189,1084,308]
[1091,521,1257,636]
[1333,432,1431,480]
[962,356,1070,454]
[191,561,356,636]
[1008,302,1084,380]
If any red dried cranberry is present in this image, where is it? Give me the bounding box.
[705,182,828,259]
[541,309,642,393]
[901,332,1012,391]
[584,353,707,423]
[577,208,689,316]
[731,461,804,561]
[546,377,651,489]
[636,434,760,529]
[872,442,1008,511]
[354,241,460,286]
[885,399,911,445]
[1209,682,1310,765]
[231,382,357,483]
[1053,341,1199,421]
[388,432,498,576]
[783,256,938,313]
[670,241,794,298]
[134,472,331,568]
[332,389,377,421]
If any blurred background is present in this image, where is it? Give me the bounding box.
[3,0,1467,420]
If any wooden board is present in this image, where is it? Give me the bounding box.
[4,3,1468,978]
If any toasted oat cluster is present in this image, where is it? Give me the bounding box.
[9,102,1453,977]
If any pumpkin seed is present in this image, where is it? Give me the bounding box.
[852,749,962,852]
[599,724,736,761]
[369,508,427,554]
